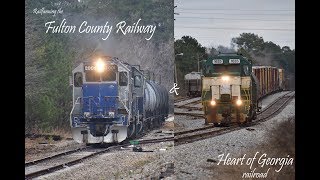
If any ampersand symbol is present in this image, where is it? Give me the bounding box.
[169,83,180,95]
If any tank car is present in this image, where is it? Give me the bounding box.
[201,53,285,126]
[184,72,201,97]
[70,56,169,144]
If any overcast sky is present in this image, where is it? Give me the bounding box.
[174,0,295,49]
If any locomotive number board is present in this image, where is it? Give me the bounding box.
[212,59,223,64]
[229,59,240,64]
[84,64,118,71]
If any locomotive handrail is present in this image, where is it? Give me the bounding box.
[78,96,130,115]
[104,96,119,98]
[70,97,81,116]
[84,96,98,114]
[118,98,130,114]
[103,95,130,115]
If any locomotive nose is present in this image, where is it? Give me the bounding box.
[82,82,118,117]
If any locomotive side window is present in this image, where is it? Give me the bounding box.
[119,72,128,86]
[134,75,142,87]
[74,72,83,87]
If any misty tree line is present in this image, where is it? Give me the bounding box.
[25,0,173,133]
[174,33,295,95]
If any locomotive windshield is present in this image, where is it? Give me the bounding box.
[84,63,117,82]
[85,70,116,82]
[213,64,240,73]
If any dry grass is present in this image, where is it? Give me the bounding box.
[25,127,74,161]
[163,121,174,129]
[173,121,185,131]
[26,127,72,139]
[207,117,295,180]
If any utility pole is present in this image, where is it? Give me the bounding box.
[197,54,200,73]
[175,63,177,83]
[197,53,203,73]
[175,53,183,84]
[174,5,180,84]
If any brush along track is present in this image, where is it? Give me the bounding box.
[25,137,174,179]
[174,91,295,146]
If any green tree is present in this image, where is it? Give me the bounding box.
[232,32,295,89]
[25,0,174,132]
[174,36,207,94]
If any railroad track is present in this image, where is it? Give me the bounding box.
[173,112,204,118]
[174,96,190,103]
[254,91,295,123]
[174,97,201,107]
[174,91,293,119]
[174,100,202,108]
[25,92,294,178]
[176,105,202,111]
[257,91,293,115]
[174,97,203,118]
[174,125,215,136]
[25,137,174,179]
[174,91,295,146]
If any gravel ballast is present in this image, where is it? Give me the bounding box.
[173,98,295,179]
[27,92,294,179]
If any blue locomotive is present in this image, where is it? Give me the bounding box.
[70,56,169,144]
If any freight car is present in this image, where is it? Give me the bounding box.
[201,53,285,126]
[184,72,201,97]
[70,56,169,144]
[252,66,285,98]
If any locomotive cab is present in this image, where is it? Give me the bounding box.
[69,56,169,144]
[201,54,256,126]
[70,57,131,144]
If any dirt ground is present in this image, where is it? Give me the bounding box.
[25,131,83,162]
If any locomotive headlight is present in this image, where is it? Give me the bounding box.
[210,100,216,106]
[95,59,105,73]
[222,76,230,81]
[236,99,242,106]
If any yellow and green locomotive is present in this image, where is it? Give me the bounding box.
[201,53,258,126]
[201,53,285,126]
